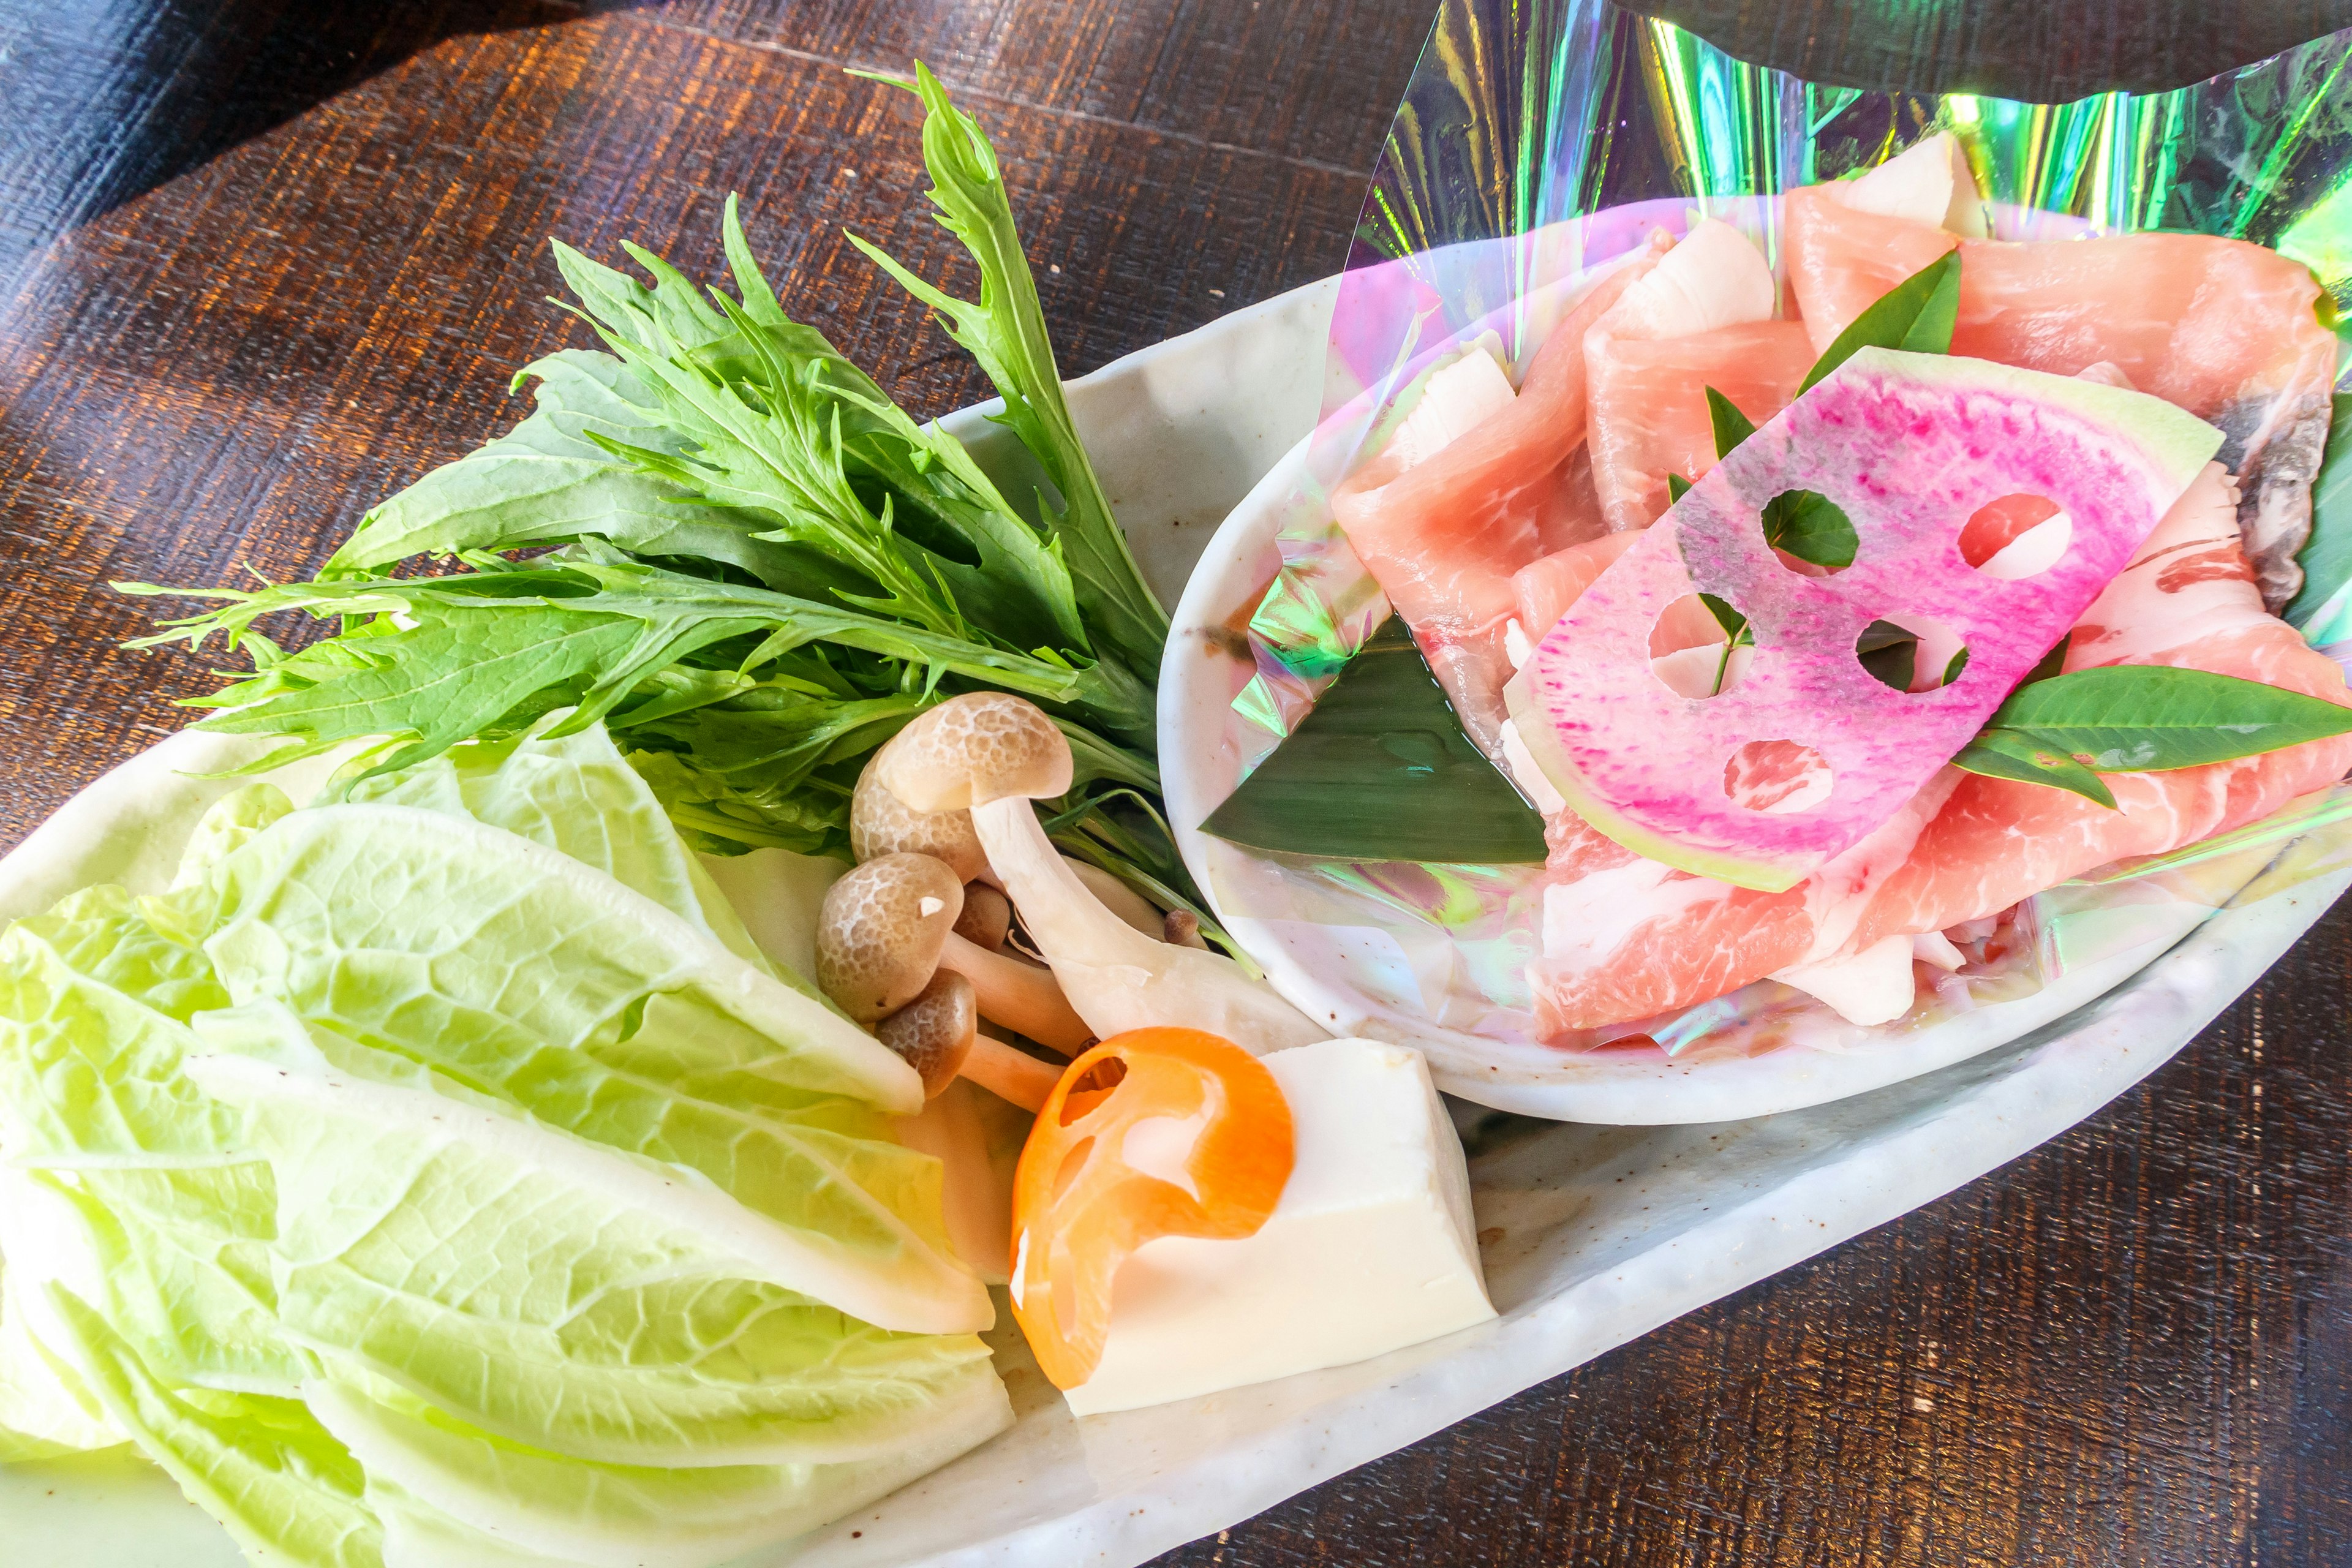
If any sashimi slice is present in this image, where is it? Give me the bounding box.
[1331,236,1666,754]
[1783,183,2337,603]
[1530,462,2352,1033]
[1583,219,1810,532]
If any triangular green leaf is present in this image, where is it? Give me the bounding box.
[1201,617,1547,863]
[1703,387,1756,461]
[1799,251,1961,393]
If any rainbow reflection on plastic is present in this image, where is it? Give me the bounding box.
[1200,1,2352,1057]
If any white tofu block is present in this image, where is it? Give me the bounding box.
[1061,1038,1495,1417]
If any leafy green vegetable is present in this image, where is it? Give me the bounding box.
[845,64,1169,680]
[42,1291,383,1568]
[121,67,1200,935]
[1202,616,1547,863]
[1797,250,1960,391]
[0,718,1012,1566]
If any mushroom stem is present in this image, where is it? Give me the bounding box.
[969,796,1327,1054]
[959,1036,1061,1114]
[938,931,1094,1055]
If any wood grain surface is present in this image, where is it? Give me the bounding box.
[1,2,2348,1564]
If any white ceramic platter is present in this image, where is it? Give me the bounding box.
[5,275,2345,1567]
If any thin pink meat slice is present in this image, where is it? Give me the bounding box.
[1782,184,2337,603]
[1584,318,1817,532]
[1330,244,1664,755]
[1532,464,2352,1034]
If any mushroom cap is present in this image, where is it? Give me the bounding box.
[850,745,989,881]
[878,693,1072,813]
[875,970,978,1098]
[952,880,1013,952]
[815,853,966,1022]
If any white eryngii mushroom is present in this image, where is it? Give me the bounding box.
[814,853,1087,1104]
[878,694,1329,1054]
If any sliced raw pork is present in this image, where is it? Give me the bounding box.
[1583,218,1815,532]
[1783,170,2337,604]
[1330,238,1665,754]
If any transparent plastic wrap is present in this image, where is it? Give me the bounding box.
[1189,1,2352,1085]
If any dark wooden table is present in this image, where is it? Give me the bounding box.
[4,2,2350,1563]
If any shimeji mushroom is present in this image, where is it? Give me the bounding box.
[877,694,1329,1053]
[851,745,990,882]
[816,851,1092,1101]
[876,970,1058,1112]
[856,731,1153,934]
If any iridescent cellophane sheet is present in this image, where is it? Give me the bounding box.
[1202,0,2352,1072]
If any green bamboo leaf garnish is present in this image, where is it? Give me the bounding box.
[1201,616,1547,864]
[1951,728,2118,808]
[1951,665,2352,805]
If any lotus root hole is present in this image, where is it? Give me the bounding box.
[1759,489,1857,577]
[1855,615,1970,693]
[1725,740,1833,815]
[1961,494,2070,578]
[1649,592,1750,699]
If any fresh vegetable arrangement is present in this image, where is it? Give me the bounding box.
[9,13,2352,1565]
[1,62,1499,1567]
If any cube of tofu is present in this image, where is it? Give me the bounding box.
[1061,1038,1494,1417]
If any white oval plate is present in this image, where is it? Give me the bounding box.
[6,276,2345,1568]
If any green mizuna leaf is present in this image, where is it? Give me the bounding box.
[1201,616,1547,864]
[1666,472,1692,502]
[1977,664,2352,772]
[846,64,1169,679]
[1798,250,1961,392]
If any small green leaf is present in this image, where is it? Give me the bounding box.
[1762,489,1857,570]
[1799,251,1961,393]
[1951,729,2119,807]
[1942,645,1971,686]
[1200,617,1546,864]
[1667,472,1692,503]
[1697,592,1747,641]
[1855,619,1917,692]
[1703,388,1757,461]
[1984,665,2352,771]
